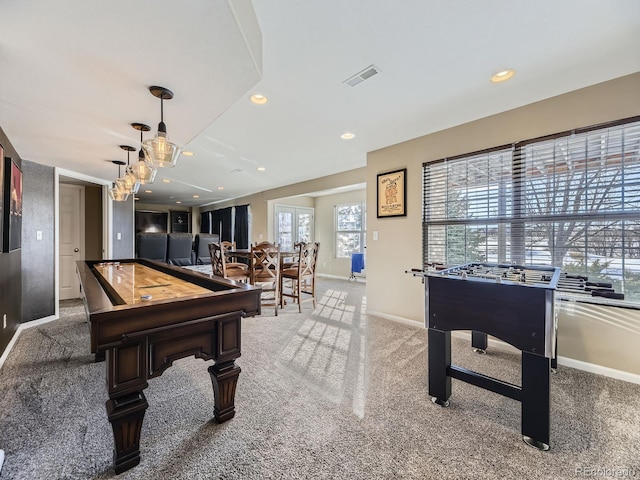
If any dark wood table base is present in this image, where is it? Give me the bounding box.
[77,259,261,474]
[102,311,243,473]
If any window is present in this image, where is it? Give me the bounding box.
[423,117,640,303]
[336,203,366,258]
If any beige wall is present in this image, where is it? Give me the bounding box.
[314,189,366,277]
[199,169,367,277]
[366,72,640,375]
[202,167,366,245]
[267,196,316,241]
[84,185,103,259]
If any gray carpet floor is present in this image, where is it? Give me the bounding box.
[1,278,639,479]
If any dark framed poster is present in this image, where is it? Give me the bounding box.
[5,158,23,251]
[0,144,4,252]
[376,168,407,218]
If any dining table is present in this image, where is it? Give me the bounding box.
[225,248,297,265]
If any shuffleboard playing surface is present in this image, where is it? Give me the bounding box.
[93,262,212,305]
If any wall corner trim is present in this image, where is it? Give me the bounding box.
[0,314,59,370]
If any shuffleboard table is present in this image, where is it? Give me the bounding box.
[76,259,261,474]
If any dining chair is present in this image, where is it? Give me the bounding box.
[280,242,319,312]
[250,241,281,316]
[208,242,250,283]
[221,241,249,269]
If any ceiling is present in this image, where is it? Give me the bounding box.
[1,1,639,207]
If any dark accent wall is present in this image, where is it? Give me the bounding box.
[21,160,55,321]
[0,127,22,355]
[112,196,134,259]
[85,186,103,260]
[0,127,134,359]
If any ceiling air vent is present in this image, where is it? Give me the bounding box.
[343,65,380,87]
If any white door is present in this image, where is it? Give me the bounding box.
[60,185,84,300]
[275,205,314,251]
[276,207,294,251]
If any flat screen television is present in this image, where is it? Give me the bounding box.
[135,210,168,234]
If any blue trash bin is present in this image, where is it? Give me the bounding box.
[350,253,365,280]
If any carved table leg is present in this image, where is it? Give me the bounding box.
[106,392,149,474]
[209,361,241,423]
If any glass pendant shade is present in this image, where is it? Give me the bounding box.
[109,182,129,201]
[142,126,181,168]
[131,149,157,184]
[144,87,181,168]
[124,166,140,194]
[109,160,129,201]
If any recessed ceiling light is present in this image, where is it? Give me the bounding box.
[257,166,266,171]
[134,197,140,201]
[250,93,268,105]
[217,186,225,190]
[340,132,356,140]
[193,194,200,198]
[182,151,194,156]
[144,190,152,193]
[490,69,516,83]
[176,201,182,204]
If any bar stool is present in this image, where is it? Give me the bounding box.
[250,242,281,316]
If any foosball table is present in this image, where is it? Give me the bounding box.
[412,262,562,450]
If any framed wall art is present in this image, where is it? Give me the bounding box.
[5,158,23,251]
[376,168,406,218]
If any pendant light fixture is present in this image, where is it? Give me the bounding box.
[142,86,182,168]
[120,145,139,194]
[109,161,129,201]
[131,122,157,184]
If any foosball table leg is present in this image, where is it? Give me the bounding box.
[428,328,451,407]
[471,330,487,354]
[550,336,558,373]
[521,351,550,451]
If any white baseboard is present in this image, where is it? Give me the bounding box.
[317,273,350,281]
[556,356,640,385]
[20,314,58,330]
[0,314,59,370]
[366,310,423,328]
[0,329,20,370]
[366,311,640,385]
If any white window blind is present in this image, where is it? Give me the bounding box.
[423,117,640,303]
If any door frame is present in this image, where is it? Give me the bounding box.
[54,168,112,316]
[59,184,85,300]
[274,204,314,250]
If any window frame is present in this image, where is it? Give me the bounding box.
[335,202,366,258]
